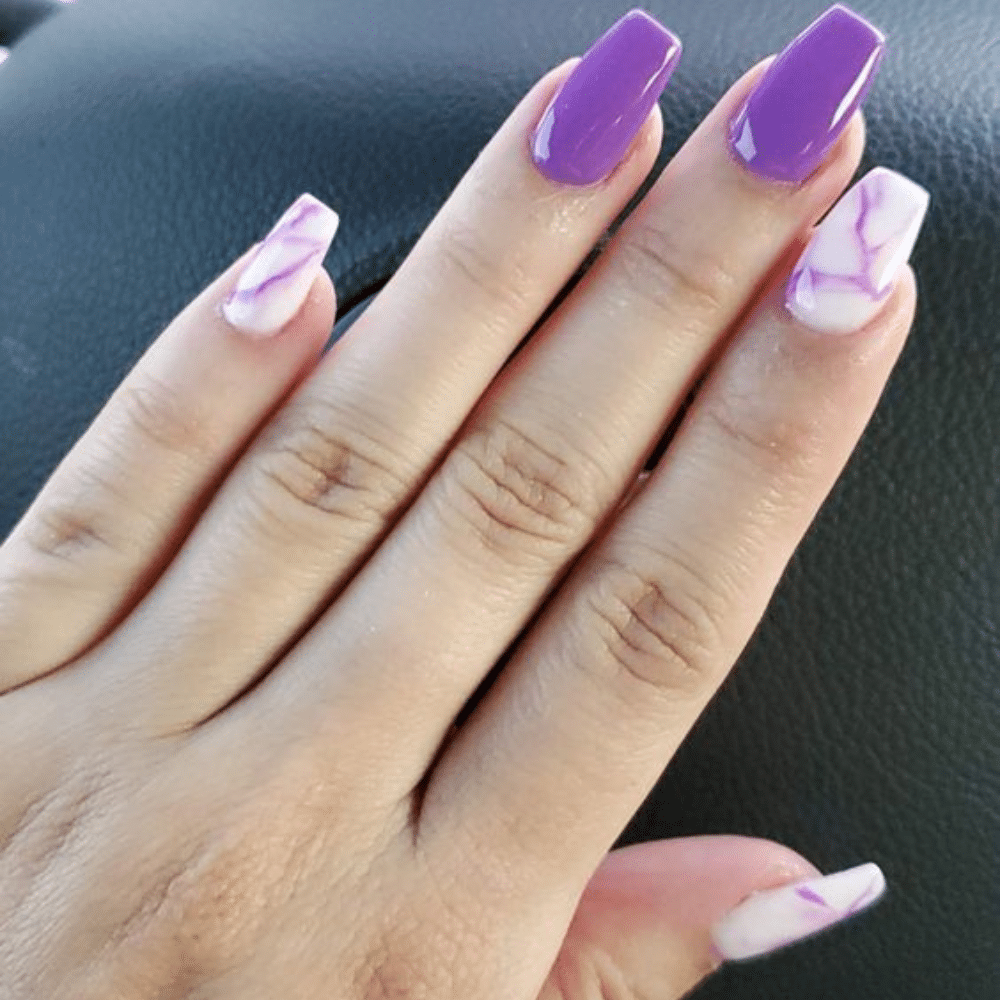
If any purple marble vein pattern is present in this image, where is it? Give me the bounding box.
[709,861,887,962]
[223,193,340,337]
[787,167,930,333]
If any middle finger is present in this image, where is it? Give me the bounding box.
[88,14,677,732]
[226,7,877,785]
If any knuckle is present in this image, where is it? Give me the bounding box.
[6,767,110,866]
[444,419,600,563]
[106,843,237,990]
[118,373,213,461]
[434,216,533,320]
[22,494,115,563]
[703,391,824,487]
[250,399,410,537]
[616,217,734,323]
[19,460,127,564]
[583,553,728,700]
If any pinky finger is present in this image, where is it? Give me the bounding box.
[0,194,339,692]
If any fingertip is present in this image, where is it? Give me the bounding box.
[298,266,338,338]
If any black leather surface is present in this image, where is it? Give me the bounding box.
[1,0,998,997]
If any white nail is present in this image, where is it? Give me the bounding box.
[786,167,929,333]
[710,861,887,962]
[223,193,340,337]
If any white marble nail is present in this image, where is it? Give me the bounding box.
[223,193,339,337]
[0,48,10,67]
[786,167,929,333]
[710,861,887,962]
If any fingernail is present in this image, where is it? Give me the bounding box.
[730,4,885,184]
[787,167,929,333]
[531,9,681,186]
[710,861,886,962]
[223,193,340,337]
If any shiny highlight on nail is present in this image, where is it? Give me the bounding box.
[730,4,885,184]
[531,9,682,186]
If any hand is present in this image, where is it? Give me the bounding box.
[0,7,924,999]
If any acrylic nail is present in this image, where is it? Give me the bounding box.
[730,4,885,184]
[531,9,682,187]
[710,861,886,962]
[223,193,340,337]
[787,167,929,333]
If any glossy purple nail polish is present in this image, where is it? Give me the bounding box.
[531,9,682,186]
[730,4,885,184]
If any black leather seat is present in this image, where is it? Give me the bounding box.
[1,1,997,997]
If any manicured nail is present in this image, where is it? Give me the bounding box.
[787,167,929,333]
[0,48,9,67]
[531,9,681,186]
[730,4,885,184]
[223,193,340,337]
[710,861,886,962]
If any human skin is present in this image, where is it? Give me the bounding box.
[0,8,921,999]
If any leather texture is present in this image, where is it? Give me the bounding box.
[1,0,998,997]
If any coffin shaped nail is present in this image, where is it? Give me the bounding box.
[710,861,887,962]
[531,9,682,186]
[224,193,340,337]
[730,4,885,183]
[787,167,929,333]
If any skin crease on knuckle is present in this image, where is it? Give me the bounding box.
[441,418,609,567]
[246,395,415,544]
[580,551,730,706]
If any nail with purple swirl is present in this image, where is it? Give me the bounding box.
[223,193,340,337]
[710,861,887,962]
[786,167,929,334]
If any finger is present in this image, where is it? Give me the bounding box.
[231,35,869,784]
[539,838,884,1000]
[423,170,927,898]
[97,18,677,733]
[0,196,339,692]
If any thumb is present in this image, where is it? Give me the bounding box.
[539,835,886,1000]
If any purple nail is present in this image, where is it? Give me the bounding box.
[531,9,681,187]
[730,4,885,184]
